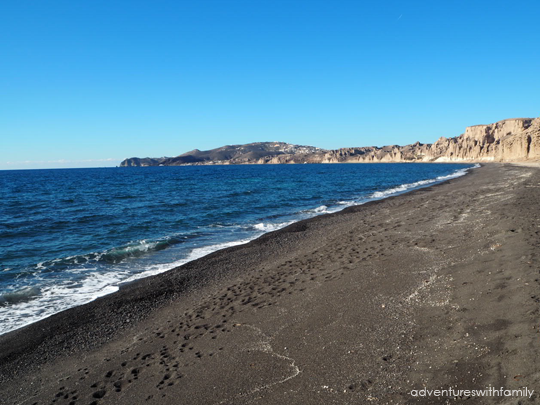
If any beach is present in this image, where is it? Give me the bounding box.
[1,163,539,404]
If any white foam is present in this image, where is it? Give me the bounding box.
[312,205,328,213]
[120,238,256,283]
[0,238,257,335]
[0,271,126,335]
[253,221,294,232]
[371,180,432,198]
[370,165,477,199]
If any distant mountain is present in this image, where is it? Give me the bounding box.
[120,116,540,166]
[120,142,327,166]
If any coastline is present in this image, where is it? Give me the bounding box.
[0,163,474,336]
[2,163,539,404]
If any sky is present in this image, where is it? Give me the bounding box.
[1,0,539,169]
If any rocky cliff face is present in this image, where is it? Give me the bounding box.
[120,116,540,166]
[425,118,536,163]
[298,117,538,164]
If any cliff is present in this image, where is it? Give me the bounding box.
[426,118,537,163]
[120,116,540,166]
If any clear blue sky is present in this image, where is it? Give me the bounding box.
[1,0,539,169]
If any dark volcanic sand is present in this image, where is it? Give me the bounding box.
[1,164,539,405]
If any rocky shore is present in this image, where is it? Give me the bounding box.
[1,163,540,404]
[121,116,540,166]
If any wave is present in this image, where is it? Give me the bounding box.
[0,286,41,306]
[0,273,123,335]
[100,238,183,263]
[306,205,328,214]
[370,164,478,199]
[0,238,255,335]
[336,200,356,206]
[252,221,295,232]
[34,237,186,272]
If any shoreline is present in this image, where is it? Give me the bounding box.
[2,163,539,404]
[2,167,472,358]
[0,163,475,337]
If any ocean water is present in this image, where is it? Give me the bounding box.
[0,163,475,335]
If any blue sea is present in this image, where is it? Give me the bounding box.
[0,163,475,335]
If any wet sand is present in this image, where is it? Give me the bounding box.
[1,163,539,404]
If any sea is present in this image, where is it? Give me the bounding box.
[0,163,476,335]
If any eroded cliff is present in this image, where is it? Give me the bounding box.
[260,117,539,164]
[120,116,540,166]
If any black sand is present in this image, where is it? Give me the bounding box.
[1,164,539,404]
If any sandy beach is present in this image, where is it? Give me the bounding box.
[1,163,539,405]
